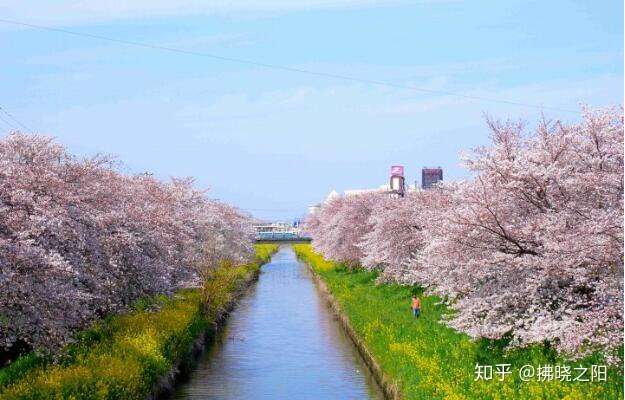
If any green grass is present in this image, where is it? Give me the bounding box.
[202,244,279,320]
[293,244,623,400]
[0,244,278,400]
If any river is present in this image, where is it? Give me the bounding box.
[173,245,383,399]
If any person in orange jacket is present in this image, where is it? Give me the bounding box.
[411,295,421,318]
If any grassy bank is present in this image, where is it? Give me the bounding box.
[294,244,623,400]
[0,244,278,400]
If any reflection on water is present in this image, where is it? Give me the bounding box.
[174,246,383,399]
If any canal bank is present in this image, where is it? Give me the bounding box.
[0,245,278,400]
[293,244,624,400]
[152,244,280,399]
[296,251,401,400]
[173,245,383,399]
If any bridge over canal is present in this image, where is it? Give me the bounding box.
[254,222,311,242]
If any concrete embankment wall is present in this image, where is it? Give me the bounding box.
[303,262,402,400]
[150,267,262,400]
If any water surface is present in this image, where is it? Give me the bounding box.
[174,245,383,399]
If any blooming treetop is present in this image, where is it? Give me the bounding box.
[305,106,623,359]
[0,133,254,355]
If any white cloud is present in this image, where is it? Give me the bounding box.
[0,0,440,27]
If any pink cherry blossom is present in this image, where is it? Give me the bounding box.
[0,133,254,356]
[305,106,623,359]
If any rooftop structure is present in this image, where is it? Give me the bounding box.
[422,167,443,189]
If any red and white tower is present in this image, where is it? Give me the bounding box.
[389,165,405,197]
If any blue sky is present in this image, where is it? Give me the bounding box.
[1,0,622,221]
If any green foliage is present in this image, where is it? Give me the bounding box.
[0,290,204,400]
[0,244,278,400]
[293,244,623,400]
[0,354,44,391]
[202,244,278,320]
[254,244,280,265]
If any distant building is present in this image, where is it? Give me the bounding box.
[308,189,339,215]
[308,204,321,214]
[344,184,388,197]
[254,221,306,241]
[422,167,443,189]
[254,221,292,234]
[310,165,433,216]
[389,165,405,197]
[325,189,340,202]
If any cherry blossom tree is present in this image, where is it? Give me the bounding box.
[420,106,623,357]
[306,105,623,358]
[307,191,383,267]
[0,133,254,357]
[358,190,451,284]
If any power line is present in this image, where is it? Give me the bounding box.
[0,106,32,132]
[0,18,578,114]
[0,114,17,133]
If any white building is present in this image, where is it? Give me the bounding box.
[343,184,389,197]
[307,189,338,215]
[325,189,340,202]
[308,204,321,214]
[343,183,420,197]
